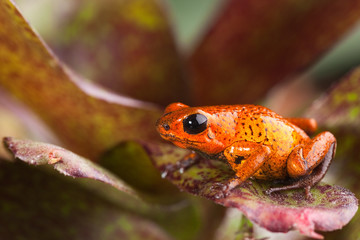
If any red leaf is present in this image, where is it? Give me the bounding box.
[189,0,360,105]
[49,0,188,105]
[147,143,358,239]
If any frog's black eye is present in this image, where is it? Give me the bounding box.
[183,114,207,135]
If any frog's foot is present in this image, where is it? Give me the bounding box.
[210,177,242,199]
[266,142,336,200]
[161,152,199,178]
[265,180,314,200]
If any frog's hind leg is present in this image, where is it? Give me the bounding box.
[285,117,317,135]
[266,131,336,199]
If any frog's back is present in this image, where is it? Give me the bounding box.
[202,104,307,145]
[202,104,309,179]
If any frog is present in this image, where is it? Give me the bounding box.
[156,102,337,199]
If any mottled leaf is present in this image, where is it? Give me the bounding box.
[0,159,173,240]
[305,67,360,193]
[3,137,138,196]
[3,136,207,240]
[189,0,360,105]
[0,0,161,159]
[147,143,358,239]
[48,0,188,106]
[305,66,360,239]
[305,67,360,191]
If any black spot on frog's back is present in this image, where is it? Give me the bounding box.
[234,156,245,164]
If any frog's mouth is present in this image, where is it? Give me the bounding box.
[159,133,205,147]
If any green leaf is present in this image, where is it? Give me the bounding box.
[98,141,180,200]
[48,0,188,106]
[189,0,360,105]
[0,106,29,159]
[0,159,173,240]
[214,208,254,240]
[0,0,161,159]
[147,143,358,239]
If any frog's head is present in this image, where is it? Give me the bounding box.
[156,102,225,154]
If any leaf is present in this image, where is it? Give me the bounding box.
[305,67,360,195]
[305,66,360,239]
[0,159,173,240]
[306,66,360,128]
[3,137,137,197]
[305,67,360,192]
[48,0,188,106]
[189,0,360,105]
[0,0,161,159]
[98,141,180,199]
[3,137,206,240]
[147,143,358,239]
[214,208,254,240]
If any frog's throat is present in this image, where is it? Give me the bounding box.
[196,150,228,163]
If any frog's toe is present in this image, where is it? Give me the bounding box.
[209,178,243,199]
[209,182,232,199]
[213,191,227,199]
[264,186,286,196]
[210,182,227,198]
[265,183,314,200]
[264,188,275,195]
[304,185,314,201]
[160,164,179,178]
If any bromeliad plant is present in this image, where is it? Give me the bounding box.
[1,0,360,239]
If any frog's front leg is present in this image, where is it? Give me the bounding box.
[224,141,272,182]
[211,142,271,198]
[266,131,336,199]
[161,152,199,178]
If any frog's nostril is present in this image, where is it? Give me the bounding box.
[163,123,170,131]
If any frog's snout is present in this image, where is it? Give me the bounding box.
[156,118,171,134]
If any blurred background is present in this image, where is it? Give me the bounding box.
[14,0,360,84]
